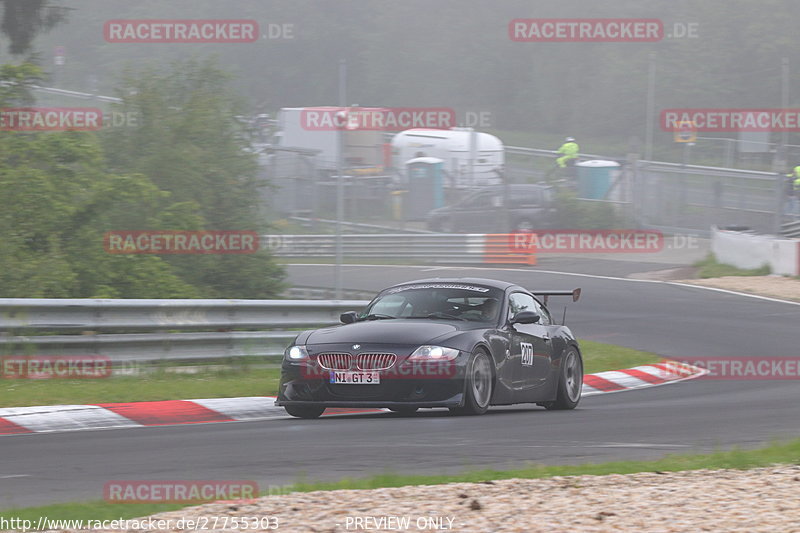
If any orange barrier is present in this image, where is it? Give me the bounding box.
[483,233,536,265]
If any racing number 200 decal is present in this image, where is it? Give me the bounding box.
[521,342,534,366]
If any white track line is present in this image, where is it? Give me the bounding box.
[287,263,800,306]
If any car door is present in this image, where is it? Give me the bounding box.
[447,192,480,231]
[509,187,546,230]
[504,292,554,402]
[461,191,495,231]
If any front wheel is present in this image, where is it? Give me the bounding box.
[542,346,583,410]
[450,349,493,416]
[284,405,325,419]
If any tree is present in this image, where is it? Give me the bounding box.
[0,0,68,55]
[101,58,285,298]
[0,64,195,297]
[0,61,285,298]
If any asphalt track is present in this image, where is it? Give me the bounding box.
[2,263,800,509]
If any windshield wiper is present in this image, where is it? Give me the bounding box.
[361,313,396,321]
[405,312,467,321]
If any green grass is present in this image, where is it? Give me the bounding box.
[694,253,771,278]
[4,438,800,520]
[0,340,657,408]
[0,366,281,408]
[579,340,658,375]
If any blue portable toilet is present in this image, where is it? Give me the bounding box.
[404,157,445,220]
[575,160,621,199]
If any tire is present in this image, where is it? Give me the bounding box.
[450,349,493,416]
[389,407,419,415]
[541,346,583,410]
[284,405,325,419]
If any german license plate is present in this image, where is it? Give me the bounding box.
[330,371,380,384]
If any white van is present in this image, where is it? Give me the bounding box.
[390,128,504,188]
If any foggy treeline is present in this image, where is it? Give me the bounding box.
[2,0,800,142]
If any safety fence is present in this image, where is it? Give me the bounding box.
[505,146,785,235]
[261,233,537,265]
[781,219,800,239]
[0,299,369,362]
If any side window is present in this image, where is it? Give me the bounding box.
[508,292,550,325]
[508,292,536,320]
[509,189,541,208]
[456,193,479,208]
[367,294,406,316]
[468,193,491,209]
[530,298,551,325]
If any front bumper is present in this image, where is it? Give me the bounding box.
[276,354,468,408]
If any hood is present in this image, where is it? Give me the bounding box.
[306,320,458,346]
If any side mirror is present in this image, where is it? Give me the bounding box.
[340,311,358,324]
[510,310,540,325]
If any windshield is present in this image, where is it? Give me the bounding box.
[362,284,503,322]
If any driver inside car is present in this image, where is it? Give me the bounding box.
[480,298,500,321]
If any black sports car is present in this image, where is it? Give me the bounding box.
[277,278,583,418]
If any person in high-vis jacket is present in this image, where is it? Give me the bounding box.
[556,137,579,168]
[786,165,800,216]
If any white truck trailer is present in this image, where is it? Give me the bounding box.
[270,107,387,175]
[390,128,504,188]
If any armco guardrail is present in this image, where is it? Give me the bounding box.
[0,299,367,333]
[0,299,370,362]
[506,145,614,162]
[30,84,123,104]
[781,220,800,239]
[288,216,434,234]
[262,234,536,265]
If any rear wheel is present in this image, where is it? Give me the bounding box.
[284,405,325,419]
[542,346,582,410]
[450,349,493,416]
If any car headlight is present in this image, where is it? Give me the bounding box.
[286,345,309,361]
[408,345,459,361]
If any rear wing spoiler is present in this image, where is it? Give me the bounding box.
[533,288,582,304]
